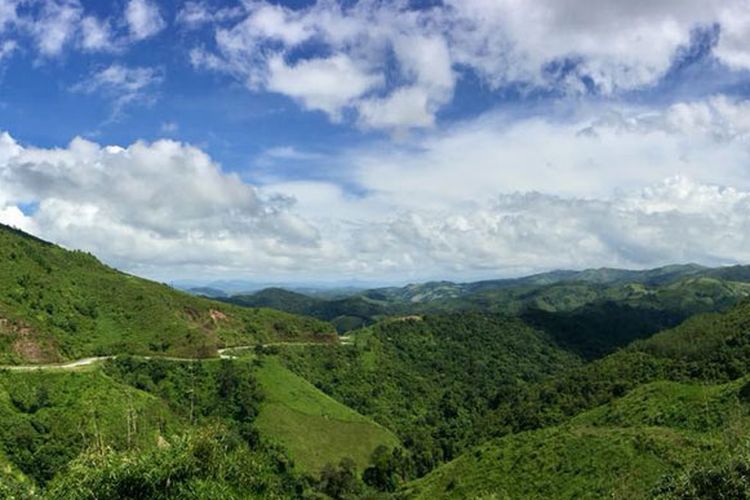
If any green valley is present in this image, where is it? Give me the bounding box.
[5,223,750,498]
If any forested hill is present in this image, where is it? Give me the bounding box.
[223,288,388,333]
[277,313,582,468]
[221,266,750,360]
[404,298,750,498]
[0,224,333,364]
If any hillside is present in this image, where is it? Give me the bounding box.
[477,298,750,439]
[405,376,750,499]
[0,224,334,364]
[0,355,401,497]
[6,222,750,497]
[5,358,319,497]
[361,264,712,305]
[253,356,400,473]
[223,266,750,353]
[224,288,388,333]
[277,313,581,468]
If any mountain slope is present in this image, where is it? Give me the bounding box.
[277,313,581,467]
[254,356,400,474]
[0,359,311,497]
[224,288,388,333]
[0,224,334,364]
[405,376,750,499]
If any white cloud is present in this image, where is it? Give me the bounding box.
[125,0,165,41]
[4,95,750,281]
[175,1,246,29]
[72,64,164,118]
[191,0,750,132]
[194,1,452,130]
[0,39,15,61]
[343,176,750,277]
[0,0,18,30]
[357,86,436,131]
[0,134,324,278]
[79,16,114,51]
[0,0,164,60]
[266,54,383,119]
[714,4,750,70]
[30,0,82,56]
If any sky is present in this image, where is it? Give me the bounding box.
[3,1,750,284]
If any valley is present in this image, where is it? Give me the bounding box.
[3,223,750,498]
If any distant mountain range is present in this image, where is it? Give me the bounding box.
[203,264,750,357]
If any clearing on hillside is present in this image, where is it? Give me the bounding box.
[254,356,401,474]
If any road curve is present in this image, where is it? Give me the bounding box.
[0,341,338,371]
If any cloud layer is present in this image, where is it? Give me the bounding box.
[190,0,750,131]
[3,94,750,281]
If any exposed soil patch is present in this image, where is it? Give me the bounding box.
[1,316,61,363]
[209,309,228,322]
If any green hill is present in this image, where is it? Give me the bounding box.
[0,367,184,486]
[405,376,750,499]
[0,224,334,364]
[21,359,305,498]
[225,266,750,354]
[224,288,387,333]
[0,354,400,497]
[225,288,321,316]
[277,313,581,468]
[480,298,750,439]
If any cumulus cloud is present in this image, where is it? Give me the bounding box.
[189,0,750,132]
[342,176,750,278]
[266,54,383,119]
[3,95,750,281]
[0,133,325,278]
[193,1,456,131]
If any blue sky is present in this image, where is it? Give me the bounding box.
[3,0,750,284]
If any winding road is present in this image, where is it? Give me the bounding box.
[0,341,339,371]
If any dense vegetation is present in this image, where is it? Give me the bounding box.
[407,376,750,499]
[0,355,400,498]
[225,268,750,360]
[223,288,388,333]
[0,225,333,364]
[7,223,750,497]
[277,313,580,472]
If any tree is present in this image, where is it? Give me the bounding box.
[318,457,362,499]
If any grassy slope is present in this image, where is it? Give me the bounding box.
[253,356,400,474]
[0,355,399,492]
[0,225,334,364]
[406,377,750,499]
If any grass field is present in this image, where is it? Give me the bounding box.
[253,356,401,474]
